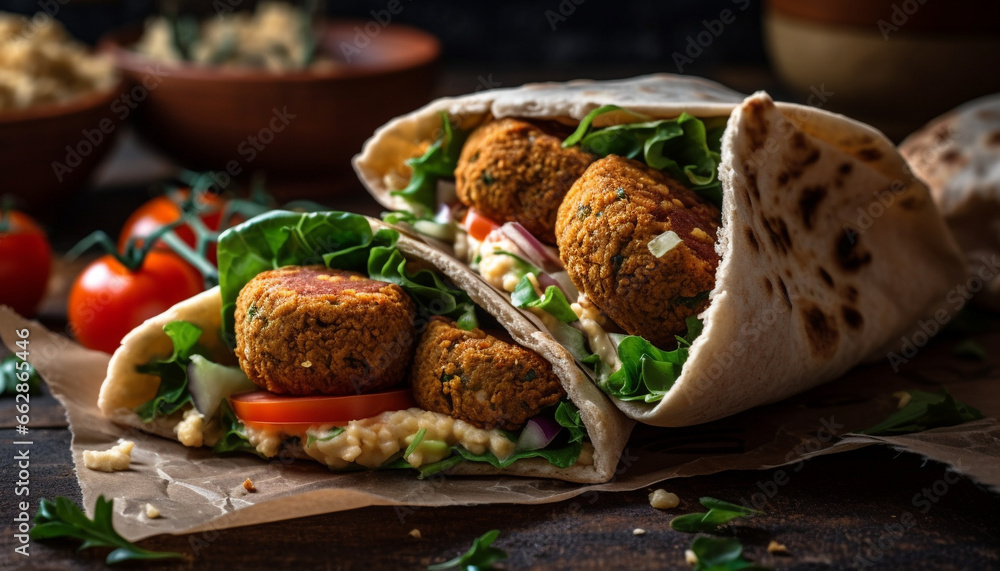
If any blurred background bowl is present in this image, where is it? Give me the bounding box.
[0,82,124,222]
[764,0,1000,139]
[98,20,439,199]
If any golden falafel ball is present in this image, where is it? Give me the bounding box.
[410,317,566,431]
[234,266,417,396]
[454,118,595,245]
[555,155,721,348]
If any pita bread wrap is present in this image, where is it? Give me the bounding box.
[354,74,966,427]
[900,93,1000,311]
[99,214,632,484]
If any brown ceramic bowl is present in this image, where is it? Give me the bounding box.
[98,21,440,190]
[0,83,125,220]
[765,0,1000,138]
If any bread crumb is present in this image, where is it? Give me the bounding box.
[632,528,646,536]
[893,391,912,409]
[649,489,680,509]
[243,478,257,493]
[409,529,421,539]
[685,549,698,565]
[83,441,134,472]
[767,540,789,554]
[145,504,161,519]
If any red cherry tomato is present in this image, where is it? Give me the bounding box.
[0,210,52,317]
[68,251,203,354]
[118,190,230,265]
[229,389,417,426]
[462,207,500,242]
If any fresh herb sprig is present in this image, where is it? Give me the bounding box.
[689,536,771,571]
[670,497,763,533]
[0,354,42,396]
[31,496,184,565]
[858,387,983,436]
[428,529,508,571]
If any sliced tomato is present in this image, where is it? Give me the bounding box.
[228,389,417,425]
[462,207,500,242]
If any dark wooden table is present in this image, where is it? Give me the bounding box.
[4,68,1000,570]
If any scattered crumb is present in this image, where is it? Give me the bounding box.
[685,549,698,565]
[649,489,680,509]
[767,540,789,554]
[83,441,134,472]
[145,504,161,519]
[632,528,646,536]
[409,529,422,539]
[301,360,312,368]
[893,390,912,409]
[243,478,257,493]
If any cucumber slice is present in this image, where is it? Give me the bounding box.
[187,355,257,417]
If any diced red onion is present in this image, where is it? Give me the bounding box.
[500,222,563,272]
[516,415,563,451]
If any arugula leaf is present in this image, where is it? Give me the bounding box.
[428,530,508,571]
[602,316,703,403]
[952,338,986,361]
[134,321,203,421]
[511,275,578,323]
[563,107,725,207]
[213,399,259,455]
[690,536,771,571]
[31,496,184,565]
[0,354,42,396]
[670,497,763,533]
[858,387,984,436]
[554,400,585,444]
[392,112,469,214]
[455,439,582,469]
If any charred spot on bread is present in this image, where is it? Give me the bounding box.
[835,228,872,272]
[801,303,839,359]
[798,186,827,231]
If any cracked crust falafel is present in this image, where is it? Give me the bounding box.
[555,155,721,348]
[410,316,565,430]
[234,265,417,396]
[454,117,596,245]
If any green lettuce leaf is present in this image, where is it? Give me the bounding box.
[858,388,984,436]
[563,106,725,207]
[390,112,468,214]
[554,400,585,444]
[367,229,478,330]
[510,275,578,323]
[427,529,507,571]
[134,321,203,421]
[601,316,703,403]
[689,536,772,571]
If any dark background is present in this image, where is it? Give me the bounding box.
[0,0,767,71]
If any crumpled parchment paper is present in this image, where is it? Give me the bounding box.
[1,306,997,541]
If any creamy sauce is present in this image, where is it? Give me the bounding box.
[572,296,621,373]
